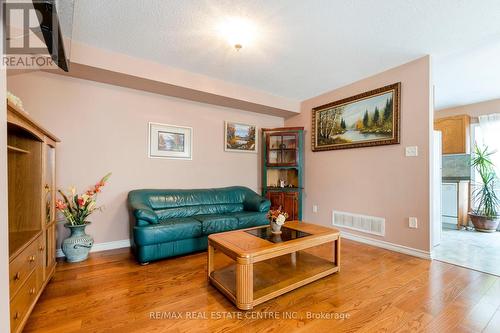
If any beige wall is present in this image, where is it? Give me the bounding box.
[435,98,500,119]
[7,72,283,248]
[1,37,11,332]
[285,56,432,252]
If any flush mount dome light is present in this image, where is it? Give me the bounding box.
[216,16,257,51]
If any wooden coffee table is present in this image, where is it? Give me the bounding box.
[208,221,340,310]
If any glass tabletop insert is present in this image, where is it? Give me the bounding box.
[245,226,311,243]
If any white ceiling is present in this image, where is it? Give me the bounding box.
[71,0,500,109]
[433,40,500,110]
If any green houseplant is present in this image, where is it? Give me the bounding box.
[56,173,111,262]
[469,146,499,232]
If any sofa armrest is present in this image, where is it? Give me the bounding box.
[244,194,271,212]
[134,207,159,224]
[128,191,159,224]
[129,202,159,224]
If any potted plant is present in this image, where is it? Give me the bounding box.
[267,207,289,234]
[56,173,111,262]
[469,146,499,232]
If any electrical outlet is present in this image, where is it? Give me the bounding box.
[405,146,418,157]
[312,205,318,213]
[409,217,418,229]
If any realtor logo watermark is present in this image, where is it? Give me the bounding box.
[2,0,59,69]
[149,311,351,321]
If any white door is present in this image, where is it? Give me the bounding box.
[432,131,442,248]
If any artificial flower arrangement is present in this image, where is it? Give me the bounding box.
[55,173,112,226]
[267,207,289,234]
[268,208,289,225]
[7,91,24,111]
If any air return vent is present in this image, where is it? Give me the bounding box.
[332,211,385,236]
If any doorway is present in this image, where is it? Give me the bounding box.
[432,112,500,276]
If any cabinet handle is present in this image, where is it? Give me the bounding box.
[29,287,36,295]
[13,311,20,320]
[28,255,36,262]
[14,272,21,280]
[39,245,45,252]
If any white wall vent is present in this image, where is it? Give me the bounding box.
[332,210,385,237]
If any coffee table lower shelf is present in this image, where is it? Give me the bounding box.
[209,251,339,310]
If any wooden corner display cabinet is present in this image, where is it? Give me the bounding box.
[7,100,60,333]
[262,127,304,221]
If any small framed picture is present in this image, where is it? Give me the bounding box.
[224,121,258,153]
[148,122,192,160]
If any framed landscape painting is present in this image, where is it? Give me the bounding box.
[312,82,401,151]
[148,122,192,159]
[224,121,257,153]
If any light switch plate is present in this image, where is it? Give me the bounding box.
[312,205,318,213]
[405,146,418,157]
[409,217,418,229]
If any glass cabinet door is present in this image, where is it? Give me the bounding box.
[268,150,281,164]
[282,150,297,164]
[267,133,298,166]
[269,135,282,149]
[44,145,55,224]
[282,135,297,149]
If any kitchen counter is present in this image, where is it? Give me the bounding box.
[443,177,471,182]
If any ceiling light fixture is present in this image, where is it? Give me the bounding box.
[216,16,257,51]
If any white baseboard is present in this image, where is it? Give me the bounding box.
[341,231,431,260]
[56,239,131,258]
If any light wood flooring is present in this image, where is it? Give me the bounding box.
[24,239,500,333]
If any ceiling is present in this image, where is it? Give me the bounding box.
[70,0,500,109]
[433,40,500,110]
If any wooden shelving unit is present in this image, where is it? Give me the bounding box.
[7,145,30,154]
[7,100,60,333]
[262,127,304,221]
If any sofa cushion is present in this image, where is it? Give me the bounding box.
[134,217,202,246]
[147,187,248,210]
[155,203,243,220]
[194,214,239,235]
[227,211,269,229]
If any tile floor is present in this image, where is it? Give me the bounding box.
[433,228,500,276]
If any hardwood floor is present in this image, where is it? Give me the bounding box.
[24,240,500,333]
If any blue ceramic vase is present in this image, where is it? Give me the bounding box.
[62,223,94,262]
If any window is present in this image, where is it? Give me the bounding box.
[471,117,500,209]
[472,117,500,174]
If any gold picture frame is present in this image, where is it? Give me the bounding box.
[312,82,401,151]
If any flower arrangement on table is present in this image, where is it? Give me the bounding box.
[55,173,112,226]
[267,207,289,234]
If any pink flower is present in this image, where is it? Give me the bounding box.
[77,197,84,207]
[55,200,67,211]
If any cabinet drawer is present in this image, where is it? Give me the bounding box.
[10,238,39,299]
[10,271,38,333]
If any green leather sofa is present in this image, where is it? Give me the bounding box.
[128,186,271,264]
